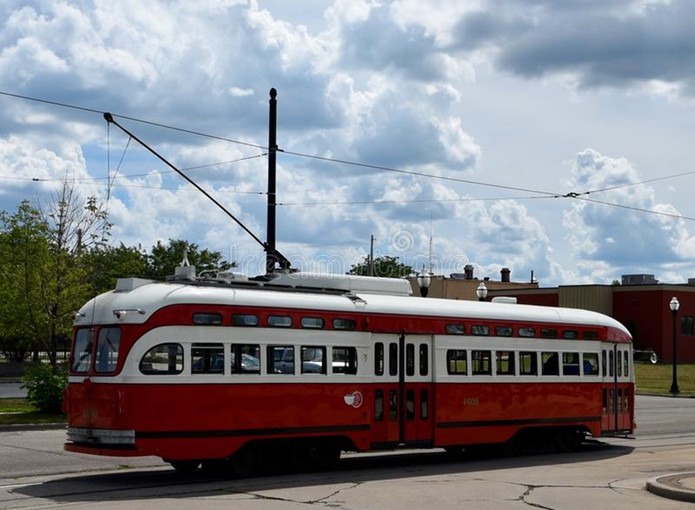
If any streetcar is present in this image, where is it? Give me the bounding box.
[64,265,634,475]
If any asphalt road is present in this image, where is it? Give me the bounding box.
[0,395,694,509]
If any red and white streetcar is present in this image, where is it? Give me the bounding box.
[64,266,634,475]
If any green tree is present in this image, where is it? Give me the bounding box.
[348,255,413,278]
[0,180,111,366]
[146,239,236,280]
[81,243,149,296]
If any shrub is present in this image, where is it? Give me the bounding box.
[21,363,67,413]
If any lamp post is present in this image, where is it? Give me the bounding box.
[476,282,488,302]
[669,296,680,396]
[416,267,432,298]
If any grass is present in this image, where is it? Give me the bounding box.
[0,364,693,427]
[635,362,695,396]
[0,398,66,426]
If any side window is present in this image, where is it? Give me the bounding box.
[496,350,515,375]
[519,351,537,375]
[72,328,93,373]
[333,318,356,330]
[541,352,559,376]
[496,326,513,337]
[617,350,623,377]
[519,327,536,338]
[471,350,492,375]
[471,325,490,336]
[140,343,184,375]
[231,344,260,374]
[562,352,580,376]
[389,342,398,376]
[268,315,292,328]
[375,342,384,376]
[582,353,599,376]
[609,350,615,377]
[333,346,358,375]
[192,313,222,325]
[447,349,468,375]
[602,350,608,377]
[232,314,259,327]
[406,344,415,376]
[267,345,294,374]
[192,343,224,374]
[419,344,429,376]
[623,349,629,377]
[95,327,121,373]
[301,346,326,374]
[301,317,324,329]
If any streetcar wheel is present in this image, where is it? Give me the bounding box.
[230,444,262,478]
[170,460,200,474]
[311,444,341,471]
[556,429,581,453]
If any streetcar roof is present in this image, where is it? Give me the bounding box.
[74,274,630,336]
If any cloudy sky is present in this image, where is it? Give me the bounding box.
[2,0,695,286]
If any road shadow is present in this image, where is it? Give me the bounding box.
[12,441,634,505]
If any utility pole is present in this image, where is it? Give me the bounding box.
[369,235,375,276]
[266,88,278,273]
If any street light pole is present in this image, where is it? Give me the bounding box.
[669,296,680,396]
[476,282,488,302]
[416,267,432,298]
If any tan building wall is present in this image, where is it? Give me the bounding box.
[407,275,538,300]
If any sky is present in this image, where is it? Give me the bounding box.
[2,0,695,287]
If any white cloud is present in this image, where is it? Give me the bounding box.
[1,0,695,288]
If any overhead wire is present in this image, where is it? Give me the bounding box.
[1,89,694,220]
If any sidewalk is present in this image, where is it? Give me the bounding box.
[647,473,695,503]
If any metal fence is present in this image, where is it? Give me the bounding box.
[0,351,69,363]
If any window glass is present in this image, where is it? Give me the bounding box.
[562,352,580,376]
[519,327,536,338]
[375,389,384,421]
[389,390,398,420]
[447,349,467,375]
[472,350,492,375]
[72,328,93,373]
[602,350,607,377]
[301,346,326,374]
[471,325,490,336]
[623,349,629,377]
[583,330,599,340]
[389,343,398,376]
[420,389,429,419]
[95,327,120,373]
[333,318,356,330]
[496,326,513,337]
[562,330,578,339]
[375,342,384,376]
[617,350,623,377]
[496,350,515,375]
[445,324,465,335]
[519,351,537,375]
[140,343,183,375]
[609,350,615,377]
[406,389,415,420]
[268,345,294,374]
[419,344,429,376]
[333,346,358,374]
[582,353,599,376]
[541,352,559,375]
[301,317,324,329]
[406,343,415,376]
[681,316,694,335]
[232,314,258,327]
[192,313,222,325]
[541,328,558,339]
[192,343,224,374]
[231,344,260,374]
[268,315,292,328]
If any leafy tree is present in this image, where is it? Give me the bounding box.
[146,239,236,280]
[348,255,413,278]
[0,180,111,366]
[81,243,149,296]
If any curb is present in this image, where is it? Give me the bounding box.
[646,473,695,503]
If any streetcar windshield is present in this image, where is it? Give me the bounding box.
[72,328,93,373]
[95,327,121,373]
